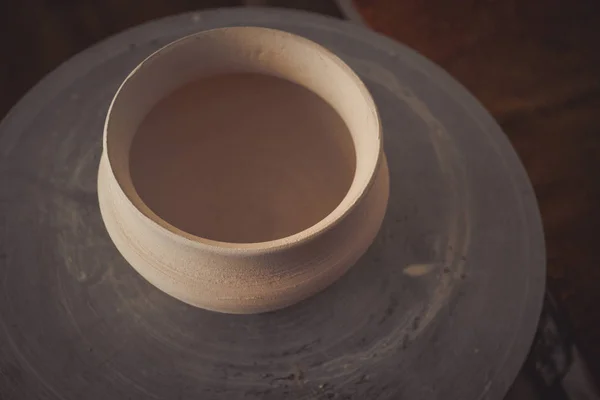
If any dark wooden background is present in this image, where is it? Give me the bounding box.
[1,0,599,386]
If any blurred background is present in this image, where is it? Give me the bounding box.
[1,0,599,396]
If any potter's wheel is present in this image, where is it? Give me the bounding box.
[0,8,545,400]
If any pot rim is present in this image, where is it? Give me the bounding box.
[102,26,383,254]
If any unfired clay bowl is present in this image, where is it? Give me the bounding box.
[97,27,389,314]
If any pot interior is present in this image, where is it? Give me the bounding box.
[129,72,356,243]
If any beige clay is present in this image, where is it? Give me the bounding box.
[130,73,356,243]
[98,27,389,314]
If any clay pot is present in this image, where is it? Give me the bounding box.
[97,27,389,314]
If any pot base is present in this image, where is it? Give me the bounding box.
[99,152,389,314]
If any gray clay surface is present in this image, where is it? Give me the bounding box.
[0,8,545,400]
